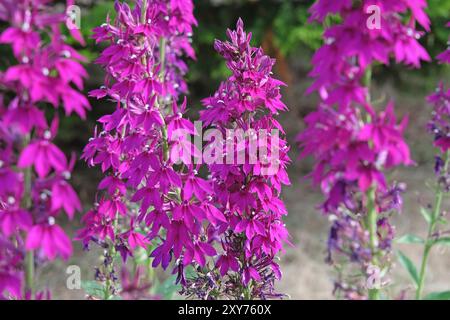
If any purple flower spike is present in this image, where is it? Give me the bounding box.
[0,0,88,299]
[297,0,429,299]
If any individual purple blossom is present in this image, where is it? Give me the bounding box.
[0,206,32,237]
[17,119,67,179]
[25,219,72,261]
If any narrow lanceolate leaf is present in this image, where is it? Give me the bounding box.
[397,251,419,287]
[420,207,432,225]
[424,291,450,300]
[395,234,425,244]
[81,281,105,299]
[433,237,450,246]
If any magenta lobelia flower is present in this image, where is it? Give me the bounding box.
[0,0,88,299]
[297,0,430,299]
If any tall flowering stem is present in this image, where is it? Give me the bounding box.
[416,23,450,299]
[185,19,291,300]
[0,0,88,299]
[364,65,380,300]
[78,0,204,299]
[298,0,430,299]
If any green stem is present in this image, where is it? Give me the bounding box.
[416,245,431,300]
[103,241,117,300]
[141,0,147,25]
[25,250,34,295]
[366,187,380,300]
[22,134,34,295]
[363,67,372,89]
[363,65,379,300]
[363,66,373,105]
[416,150,450,299]
[159,37,166,79]
[158,37,169,162]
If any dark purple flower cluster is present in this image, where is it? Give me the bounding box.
[0,0,88,299]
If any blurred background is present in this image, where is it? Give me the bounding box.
[1,0,449,299]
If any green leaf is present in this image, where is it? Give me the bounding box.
[81,281,105,299]
[397,251,420,287]
[420,207,432,225]
[395,234,425,244]
[424,291,450,300]
[433,237,450,246]
[154,275,180,300]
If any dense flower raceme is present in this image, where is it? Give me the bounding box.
[0,0,88,299]
[298,0,430,299]
[78,0,202,298]
[307,0,430,107]
[426,21,450,209]
[179,19,291,300]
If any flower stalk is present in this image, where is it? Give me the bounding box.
[364,67,379,300]
[79,0,201,300]
[366,187,380,300]
[416,150,450,299]
[22,134,34,295]
[24,250,34,295]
